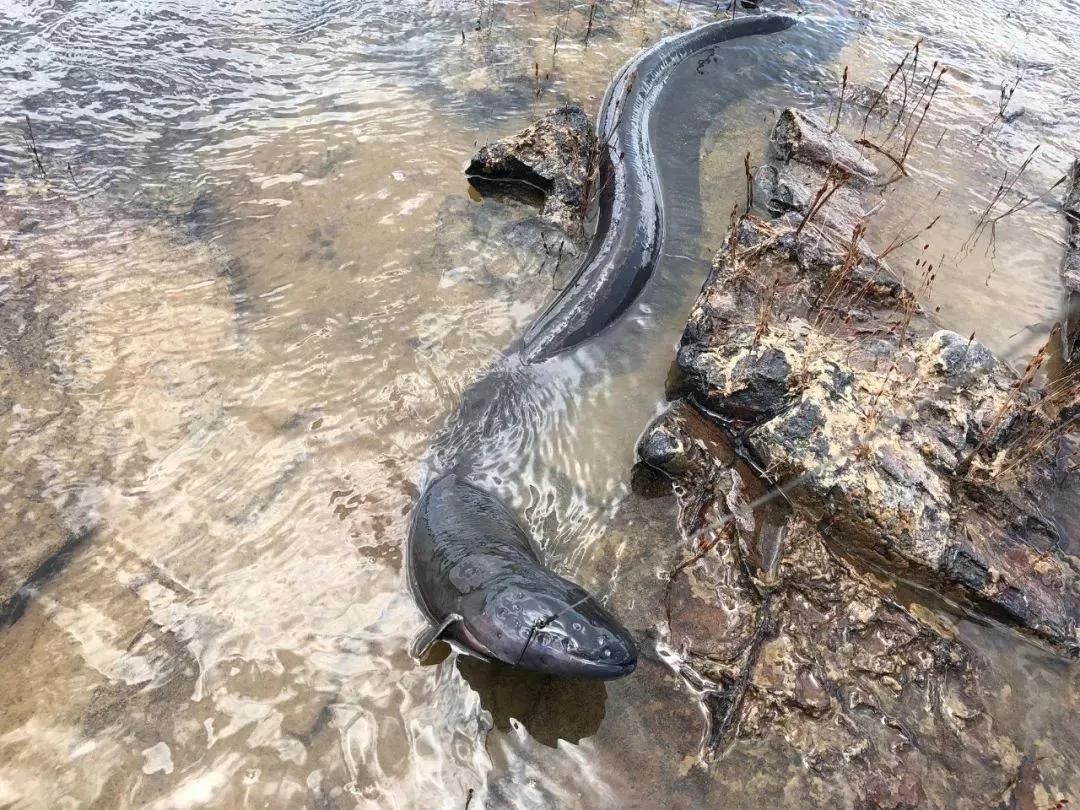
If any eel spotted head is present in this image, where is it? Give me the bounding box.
[482,581,638,680]
[408,473,638,679]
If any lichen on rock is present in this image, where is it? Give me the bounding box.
[465,103,596,239]
[635,104,1079,802]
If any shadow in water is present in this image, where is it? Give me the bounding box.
[456,656,607,748]
[630,462,674,499]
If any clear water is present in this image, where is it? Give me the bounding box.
[0,0,1076,806]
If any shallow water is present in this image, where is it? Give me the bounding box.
[0,0,1077,807]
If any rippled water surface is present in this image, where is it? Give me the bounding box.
[0,0,1077,806]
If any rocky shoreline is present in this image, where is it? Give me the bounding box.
[655,107,1079,659]
[471,101,1079,804]
[639,106,1078,803]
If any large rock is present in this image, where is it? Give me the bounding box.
[770,108,879,181]
[677,213,1079,656]
[465,104,596,238]
[635,402,1013,806]
[667,111,1079,657]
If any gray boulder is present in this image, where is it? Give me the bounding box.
[465,104,596,238]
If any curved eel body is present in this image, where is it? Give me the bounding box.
[521,13,797,363]
[408,15,798,678]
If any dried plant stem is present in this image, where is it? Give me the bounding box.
[750,272,781,354]
[743,151,754,214]
[796,165,848,237]
[832,66,849,133]
[855,138,908,176]
[899,66,947,163]
[956,342,1048,475]
[877,214,940,260]
[961,146,1053,258]
[23,115,47,179]
[861,50,912,135]
[814,221,866,329]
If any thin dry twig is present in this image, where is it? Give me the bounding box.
[23,115,47,179]
[584,1,596,45]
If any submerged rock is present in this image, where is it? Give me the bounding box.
[465,103,596,238]
[770,108,878,181]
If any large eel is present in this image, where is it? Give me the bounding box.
[408,14,797,679]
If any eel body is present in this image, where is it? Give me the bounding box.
[522,13,797,363]
[408,15,798,678]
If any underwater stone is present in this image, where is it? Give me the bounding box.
[637,424,690,476]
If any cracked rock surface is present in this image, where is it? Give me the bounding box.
[465,103,595,239]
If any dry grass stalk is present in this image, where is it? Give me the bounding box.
[743,151,754,214]
[795,165,850,237]
[813,221,866,329]
[899,65,947,164]
[750,272,782,354]
[877,207,941,260]
[956,339,1049,476]
[883,40,921,143]
[726,203,741,273]
[23,115,47,179]
[977,68,1024,144]
[990,402,1078,483]
[861,45,915,136]
[962,147,1066,264]
[831,66,849,133]
[857,62,946,179]
[855,137,908,176]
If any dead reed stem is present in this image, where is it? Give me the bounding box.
[861,48,912,136]
[795,165,849,237]
[899,65,947,164]
[832,66,849,133]
[743,151,754,214]
[23,115,47,179]
[956,340,1048,475]
[877,213,940,260]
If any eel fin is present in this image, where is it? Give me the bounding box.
[410,614,463,661]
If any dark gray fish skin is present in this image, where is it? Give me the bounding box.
[521,14,798,364]
[408,474,637,679]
